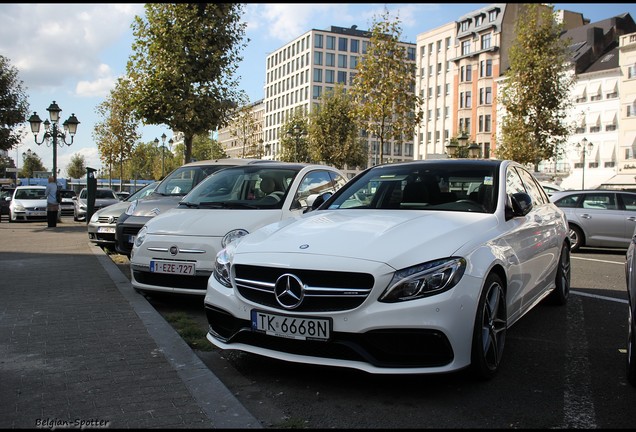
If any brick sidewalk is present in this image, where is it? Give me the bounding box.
[0,220,260,429]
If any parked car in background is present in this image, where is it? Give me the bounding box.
[116,191,130,200]
[550,189,636,252]
[8,186,60,222]
[540,182,563,197]
[73,187,120,222]
[115,158,271,257]
[58,189,77,217]
[130,163,347,296]
[625,227,636,387]
[88,181,159,247]
[204,159,570,379]
[1,187,15,220]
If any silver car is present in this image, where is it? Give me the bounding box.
[550,189,636,252]
[87,182,159,247]
[73,187,120,222]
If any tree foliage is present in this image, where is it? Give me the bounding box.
[0,55,29,152]
[349,8,423,164]
[229,102,262,158]
[279,111,311,163]
[126,3,248,164]
[66,153,86,179]
[495,3,574,167]
[308,85,366,169]
[93,77,140,187]
[20,151,45,178]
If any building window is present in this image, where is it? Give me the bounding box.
[479,87,492,105]
[362,40,369,54]
[338,54,347,68]
[437,62,442,74]
[437,40,442,52]
[407,47,416,61]
[465,91,472,108]
[446,37,451,49]
[350,56,359,68]
[337,71,347,84]
[326,52,335,67]
[326,36,335,50]
[590,126,601,133]
[325,69,335,84]
[480,59,492,77]
[476,15,484,26]
[462,40,471,56]
[312,85,322,99]
[481,33,491,50]
[606,124,617,131]
[314,34,323,49]
[313,68,322,82]
[489,10,497,21]
[628,64,636,79]
[314,51,323,65]
[436,85,441,97]
[338,37,348,51]
[351,39,359,53]
[461,20,470,32]
[428,87,433,99]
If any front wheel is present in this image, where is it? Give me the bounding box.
[470,272,507,380]
[568,224,584,252]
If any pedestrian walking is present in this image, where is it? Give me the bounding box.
[44,176,58,228]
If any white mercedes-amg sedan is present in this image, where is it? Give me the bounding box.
[204,159,571,379]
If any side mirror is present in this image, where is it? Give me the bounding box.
[508,192,533,218]
[308,192,333,212]
[72,196,77,201]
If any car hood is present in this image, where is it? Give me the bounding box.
[13,198,47,207]
[79,198,119,206]
[144,207,285,237]
[94,201,131,217]
[234,209,498,267]
[127,196,182,217]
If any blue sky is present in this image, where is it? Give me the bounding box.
[1,3,635,176]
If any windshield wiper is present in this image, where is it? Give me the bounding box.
[199,201,258,209]
[180,202,200,208]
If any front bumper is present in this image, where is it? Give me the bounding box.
[203,253,483,374]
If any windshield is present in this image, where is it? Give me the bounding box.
[181,166,300,209]
[126,182,158,202]
[327,161,498,213]
[96,189,118,199]
[154,164,236,196]
[15,188,45,199]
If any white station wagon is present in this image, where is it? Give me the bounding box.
[130,162,347,295]
[204,159,571,379]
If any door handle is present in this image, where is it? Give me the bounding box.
[581,214,591,219]
[628,217,636,222]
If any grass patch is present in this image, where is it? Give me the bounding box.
[163,311,214,352]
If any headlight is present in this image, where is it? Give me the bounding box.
[14,204,25,211]
[222,229,249,248]
[89,212,99,223]
[134,226,148,248]
[379,257,466,303]
[213,240,242,288]
[125,200,138,216]
[79,203,87,210]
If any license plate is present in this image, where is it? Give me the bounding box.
[28,211,46,217]
[97,227,115,233]
[150,260,195,275]
[251,310,331,341]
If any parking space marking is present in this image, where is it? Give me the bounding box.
[563,296,597,428]
[571,290,627,304]
[572,256,624,265]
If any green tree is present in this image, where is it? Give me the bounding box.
[495,3,573,168]
[128,141,163,180]
[279,111,311,163]
[229,101,262,158]
[308,85,366,169]
[20,151,45,178]
[0,55,29,152]
[126,3,248,164]
[93,77,140,191]
[66,153,86,179]
[349,8,423,165]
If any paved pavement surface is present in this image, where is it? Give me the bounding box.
[0,218,261,429]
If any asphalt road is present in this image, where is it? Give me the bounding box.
[112,246,636,429]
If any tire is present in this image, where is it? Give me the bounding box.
[568,224,584,252]
[548,242,570,306]
[470,272,507,380]
[628,308,636,386]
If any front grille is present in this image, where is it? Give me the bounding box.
[234,264,374,312]
[122,226,141,236]
[133,269,209,290]
[97,216,118,223]
[205,305,454,368]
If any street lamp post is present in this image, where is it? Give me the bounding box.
[446,131,470,158]
[576,137,594,189]
[28,101,80,182]
[287,124,303,162]
[155,134,172,178]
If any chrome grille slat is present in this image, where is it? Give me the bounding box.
[234,264,374,312]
